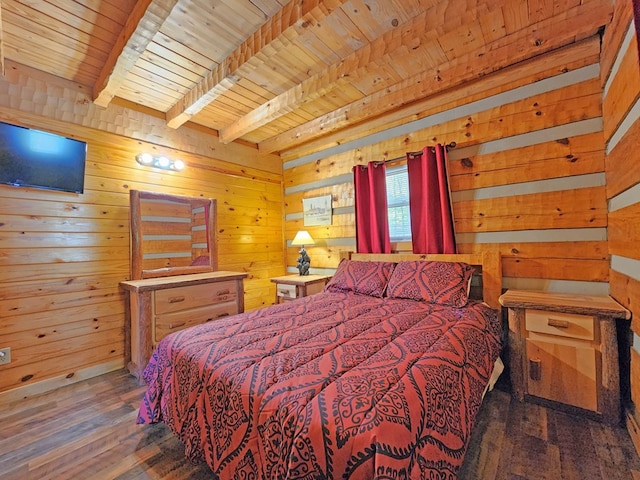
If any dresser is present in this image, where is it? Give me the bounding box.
[500,289,630,424]
[120,271,247,381]
[270,274,332,303]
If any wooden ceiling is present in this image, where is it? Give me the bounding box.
[0,0,614,156]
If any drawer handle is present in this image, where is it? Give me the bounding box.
[168,296,185,304]
[207,313,230,322]
[168,321,186,330]
[217,289,230,296]
[529,358,542,381]
[279,290,292,297]
[547,318,569,329]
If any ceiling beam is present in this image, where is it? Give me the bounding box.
[218,6,447,144]
[93,0,178,108]
[258,1,613,154]
[219,0,517,144]
[165,0,351,129]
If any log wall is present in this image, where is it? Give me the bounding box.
[0,65,284,399]
[601,0,640,438]
[282,35,609,299]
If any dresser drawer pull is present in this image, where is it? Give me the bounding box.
[547,318,569,329]
[168,321,186,330]
[217,289,230,296]
[207,312,230,322]
[168,296,186,304]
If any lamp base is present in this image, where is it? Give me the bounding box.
[296,247,310,276]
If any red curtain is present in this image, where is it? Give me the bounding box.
[407,144,456,254]
[353,161,391,253]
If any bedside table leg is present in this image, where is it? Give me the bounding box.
[599,317,621,425]
[508,308,526,401]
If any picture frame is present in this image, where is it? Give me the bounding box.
[303,195,332,226]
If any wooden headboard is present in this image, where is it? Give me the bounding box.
[348,251,502,310]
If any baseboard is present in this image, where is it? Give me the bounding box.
[0,360,124,404]
[626,409,640,457]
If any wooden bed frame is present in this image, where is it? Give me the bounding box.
[348,251,502,310]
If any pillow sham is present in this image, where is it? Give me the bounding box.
[386,260,474,307]
[324,259,396,297]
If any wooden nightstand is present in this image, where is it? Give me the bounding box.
[270,274,332,303]
[500,289,630,424]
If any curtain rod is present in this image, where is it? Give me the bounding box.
[375,141,457,165]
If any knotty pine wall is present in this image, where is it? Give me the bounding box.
[602,0,640,437]
[282,34,609,299]
[0,64,285,399]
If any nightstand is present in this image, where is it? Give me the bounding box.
[270,274,332,303]
[500,289,630,424]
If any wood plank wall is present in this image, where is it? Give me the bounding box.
[602,0,640,441]
[281,34,609,299]
[0,66,285,399]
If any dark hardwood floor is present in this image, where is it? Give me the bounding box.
[0,369,639,479]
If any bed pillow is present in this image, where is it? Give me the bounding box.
[386,260,474,307]
[324,259,396,297]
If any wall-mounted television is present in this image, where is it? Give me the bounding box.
[0,121,87,194]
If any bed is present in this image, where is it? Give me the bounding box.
[137,252,504,479]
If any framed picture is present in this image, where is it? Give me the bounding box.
[303,195,332,226]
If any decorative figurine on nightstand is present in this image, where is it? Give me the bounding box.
[296,250,310,275]
[291,230,314,276]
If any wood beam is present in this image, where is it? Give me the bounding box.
[93,0,178,108]
[221,0,493,144]
[258,1,613,154]
[165,0,350,129]
[218,10,430,144]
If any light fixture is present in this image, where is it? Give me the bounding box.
[291,230,315,276]
[135,153,185,171]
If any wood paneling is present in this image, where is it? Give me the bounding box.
[0,79,284,397]
[449,132,604,191]
[609,203,640,259]
[602,0,640,453]
[603,30,640,141]
[606,110,640,198]
[454,187,607,233]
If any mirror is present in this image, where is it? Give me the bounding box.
[129,190,217,279]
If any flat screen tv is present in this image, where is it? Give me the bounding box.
[0,121,87,194]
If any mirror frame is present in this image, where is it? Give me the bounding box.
[129,190,217,280]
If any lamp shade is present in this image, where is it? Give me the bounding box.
[291,230,314,246]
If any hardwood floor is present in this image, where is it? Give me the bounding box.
[0,369,639,479]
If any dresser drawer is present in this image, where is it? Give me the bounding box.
[155,302,238,342]
[525,309,594,341]
[276,283,297,299]
[155,280,237,314]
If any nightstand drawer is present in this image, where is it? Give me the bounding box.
[276,283,297,299]
[155,302,237,342]
[155,280,237,314]
[525,309,594,341]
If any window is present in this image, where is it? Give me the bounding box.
[386,165,411,241]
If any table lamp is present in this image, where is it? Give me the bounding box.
[291,230,314,275]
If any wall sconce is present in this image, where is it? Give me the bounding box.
[291,230,314,276]
[136,153,185,171]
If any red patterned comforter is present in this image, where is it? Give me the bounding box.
[137,291,502,479]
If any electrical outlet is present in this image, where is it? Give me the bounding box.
[0,347,11,365]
